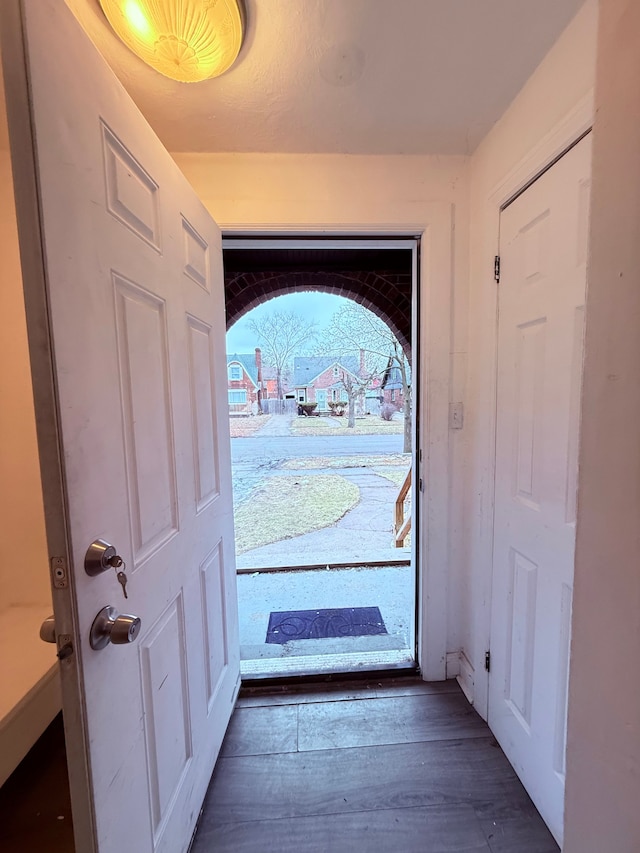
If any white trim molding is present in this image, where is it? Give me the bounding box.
[221,220,453,681]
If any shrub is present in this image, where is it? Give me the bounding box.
[298,402,318,416]
[328,401,346,416]
[380,403,396,421]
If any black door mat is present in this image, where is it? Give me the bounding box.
[266,607,387,644]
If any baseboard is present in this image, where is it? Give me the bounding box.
[445,651,461,678]
[457,651,475,704]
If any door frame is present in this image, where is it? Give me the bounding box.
[474,92,594,720]
[0,2,96,848]
[221,224,452,681]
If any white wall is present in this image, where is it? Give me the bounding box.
[172,152,471,671]
[464,0,598,712]
[564,1,640,848]
[173,153,467,232]
[0,145,50,609]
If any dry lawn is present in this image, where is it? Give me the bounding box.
[281,454,409,470]
[234,474,359,554]
[290,415,403,436]
[229,415,271,437]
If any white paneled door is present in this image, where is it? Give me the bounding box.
[1,2,239,852]
[489,135,591,845]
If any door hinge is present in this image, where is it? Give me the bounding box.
[484,650,491,673]
[494,255,501,284]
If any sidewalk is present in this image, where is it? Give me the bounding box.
[252,412,294,437]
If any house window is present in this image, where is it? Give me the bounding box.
[297,390,306,403]
[391,390,396,402]
[228,364,242,381]
[228,390,247,404]
[333,366,339,377]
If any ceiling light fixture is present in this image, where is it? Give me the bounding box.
[99,0,244,83]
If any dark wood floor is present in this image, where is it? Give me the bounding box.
[191,678,559,853]
[0,714,74,853]
[0,679,559,853]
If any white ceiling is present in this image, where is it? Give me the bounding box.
[68,0,585,155]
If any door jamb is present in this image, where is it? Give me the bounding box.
[475,92,594,720]
[221,221,453,681]
[0,1,97,850]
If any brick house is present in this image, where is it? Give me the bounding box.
[293,354,366,413]
[260,364,290,400]
[227,348,263,415]
[380,360,410,410]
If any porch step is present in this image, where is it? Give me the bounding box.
[240,647,415,679]
[241,631,409,661]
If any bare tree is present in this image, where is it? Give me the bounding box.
[249,310,318,403]
[320,303,412,452]
[335,366,373,428]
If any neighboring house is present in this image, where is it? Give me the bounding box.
[260,364,289,400]
[227,348,263,414]
[380,359,411,410]
[293,354,367,412]
[261,366,277,399]
[364,387,383,415]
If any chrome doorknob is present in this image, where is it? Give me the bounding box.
[40,614,56,644]
[90,605,141,651]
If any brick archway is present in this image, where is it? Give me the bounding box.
[224,269,412,357]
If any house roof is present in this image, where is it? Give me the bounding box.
[227,353,258,387]
[293,356,360,387]
[381,361,411,391]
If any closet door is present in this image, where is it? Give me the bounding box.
[489,135,591,845]
[0,2,240,851]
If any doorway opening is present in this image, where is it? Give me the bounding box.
[223,238,420,679]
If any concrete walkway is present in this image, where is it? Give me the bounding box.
[252,412,295,437]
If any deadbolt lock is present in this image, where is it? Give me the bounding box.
[85,538,124,576]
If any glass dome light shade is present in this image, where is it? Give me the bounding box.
[99,0,244,83]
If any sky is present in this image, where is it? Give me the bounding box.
[225,292,353,355]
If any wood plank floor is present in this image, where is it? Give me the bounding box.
[191,678,559,853]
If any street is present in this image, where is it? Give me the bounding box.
[231,432,404,464]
